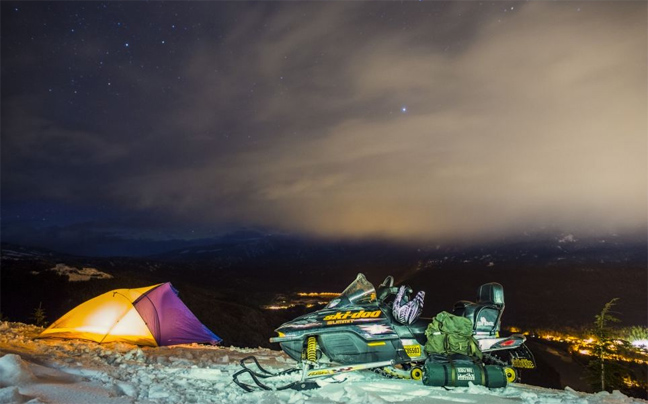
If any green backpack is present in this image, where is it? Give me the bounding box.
[424,311,482,360]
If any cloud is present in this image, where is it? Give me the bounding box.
[3,2,646,240]
[133,2,644,239]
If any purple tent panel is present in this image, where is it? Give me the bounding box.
[133,283,222,346]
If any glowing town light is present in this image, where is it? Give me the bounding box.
[296,292,339,297]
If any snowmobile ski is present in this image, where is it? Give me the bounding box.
[232,355,394,391]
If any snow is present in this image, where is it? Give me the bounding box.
[45,264,113,281]
[1,250,38,260]
[0,322,644,404]
[558,234,577,243]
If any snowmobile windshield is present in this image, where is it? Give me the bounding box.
[328,273,377,308]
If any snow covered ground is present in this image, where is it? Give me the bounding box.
[0,322,644,404]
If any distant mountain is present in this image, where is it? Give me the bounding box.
[149,233,419,290]
[0,243,73,260]
[149,231,647,328]
[0,241,293,348]
[1,231,646,348]
[149,231,647,286]
[412,231,647,271]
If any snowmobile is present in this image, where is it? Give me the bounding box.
[232,273,535,391]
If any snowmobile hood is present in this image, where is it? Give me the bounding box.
[270,303,394,345]
[276,305,383,330]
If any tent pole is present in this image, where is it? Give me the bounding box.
[99,291,138,345]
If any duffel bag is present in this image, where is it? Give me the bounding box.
[422,356,507,388]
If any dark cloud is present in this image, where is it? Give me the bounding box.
[2,1,645,245]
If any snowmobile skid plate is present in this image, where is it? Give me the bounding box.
[232,355,394,392]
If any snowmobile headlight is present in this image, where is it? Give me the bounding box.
[277,332,285,338]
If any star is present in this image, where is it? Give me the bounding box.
[401,106,407,113]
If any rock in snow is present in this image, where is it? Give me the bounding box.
[0,322,644,404]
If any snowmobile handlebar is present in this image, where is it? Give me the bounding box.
[379,275,394,288]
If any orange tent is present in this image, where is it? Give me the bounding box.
[39,283,221,346]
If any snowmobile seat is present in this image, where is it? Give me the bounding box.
[386,307,430,345]
[452,283,504,336]
[453,300,474,312]
[477,282,504,309]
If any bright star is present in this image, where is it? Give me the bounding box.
[401,106,407,113]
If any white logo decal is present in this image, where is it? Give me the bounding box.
[477,316,495,327]
[457,367,476,381]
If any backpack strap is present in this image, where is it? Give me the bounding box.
[447,356,457,387]
[469,337,482,360]
[481,362,488,387]
[479,362,486,386]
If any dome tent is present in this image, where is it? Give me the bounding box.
[39,283,221,346]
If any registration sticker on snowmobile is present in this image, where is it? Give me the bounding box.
[511,358,535,369]
[403,345,421,358]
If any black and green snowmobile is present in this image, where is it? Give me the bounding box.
[233,273,535,391]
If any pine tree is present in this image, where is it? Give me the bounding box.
[31,302,48,327]
[588,298,622,392]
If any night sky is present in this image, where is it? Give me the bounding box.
[2,1,646,256]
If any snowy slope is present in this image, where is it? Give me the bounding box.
[0,322,643,404]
